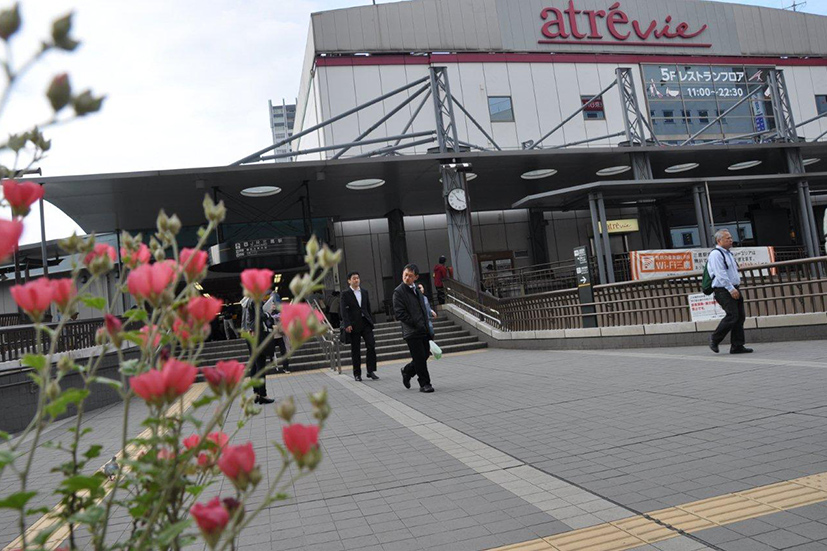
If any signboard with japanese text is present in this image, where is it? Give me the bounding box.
[630,247,776,280]
[688,293,726,322]
[598,219,639,234]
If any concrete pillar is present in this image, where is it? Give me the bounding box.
[692,186,709,248]
[787,148,820,258]
[386,209,409,281]
[596,193,615,283]
[528,209,549,265]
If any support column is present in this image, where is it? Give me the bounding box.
[430,66,479,290]
[596,193,615,283]
[588,193,607,285]
[38,193,53,321]
[787,148,820,258]
[528,208,549,265]
[692,186,709,248]
[212,187,224,244]
[386,209,409,282]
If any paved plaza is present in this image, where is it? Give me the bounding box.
[4,340,827,550]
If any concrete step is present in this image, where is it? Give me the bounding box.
[287,341,487,372]
[289,335,483,364]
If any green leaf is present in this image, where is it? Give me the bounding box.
[80,295,107,311]
[191,394,218,409]
[22,353,46,371]
[123,308,148,323]
[119,359,140,376]
[32,523,60,545]
[89,376,123,390]
[0,491,37,510]
[184,484,205,497]
[83,445,103,461]
[157,519,192,546]
[26,506,51,515]
[0,430,8,442]
[46,388,90,417]
[122,332,146,347]
[69,505,106,525]
[0,449,14,468]
[60,474,105,494]
[28,372,43,387]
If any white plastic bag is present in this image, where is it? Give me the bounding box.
[429,340,443,360]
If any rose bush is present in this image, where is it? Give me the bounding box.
[0,7,343,549]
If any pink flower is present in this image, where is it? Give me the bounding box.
[104,314,122,335]
[180,248,208,281]
[130,358,196,405]
[137,324,162,349]
[190,497,230,546]
[202,360,246,395]
[84,243,117,266]
[130,369,166,405]
[281,303,325,342]
[282,424,320,460]
[218,442,257,490]
[240,269,273,301]
[183,434,201,450]
[127,261,176,304]
[187,296,223,324]
[121,243,150,270]
[11,278,54,321]
[161,358,197,398]
[0,219,23,263]
[50,278,76,311]
[3,180,44,217]
[207,432,229,449]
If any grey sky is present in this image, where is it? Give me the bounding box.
[1,0,826,243]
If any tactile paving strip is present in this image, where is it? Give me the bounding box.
[490,472,827,551]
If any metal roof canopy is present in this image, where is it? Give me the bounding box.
[33,142,827,233]
[512,171,827,210]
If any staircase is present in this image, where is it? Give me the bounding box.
[195,316,486,372]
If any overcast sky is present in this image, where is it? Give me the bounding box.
[2,0,826,244]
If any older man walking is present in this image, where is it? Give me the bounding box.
[708,229,753,355]
[393,264,435,393]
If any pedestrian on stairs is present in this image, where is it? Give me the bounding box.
[241,295,275,404]
[341,271,378,382]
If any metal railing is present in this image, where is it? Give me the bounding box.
[0,318,110,363]
[309,299,342,373]
[483,245,822,298]
[0,313,24,327]
[446,256,827,332]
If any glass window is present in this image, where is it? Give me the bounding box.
[817,95,827,116]
[581,95,605,120]
[488,96,514,122]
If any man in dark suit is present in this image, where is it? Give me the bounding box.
[393,264,435,393]
[341,271,378,381]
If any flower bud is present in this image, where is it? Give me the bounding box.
[46,380,61,401]
[305,235,319,258]
[222,497,244,522]
[71,90,104,116]
[7,133,26,153]
[248,466,262,488]
[156,210,170,233]
[309,388,328,408]
[59,233,83,254]
[312,402,331,423]
[46,74,71,112]
[288,275,303,297]
[319,245,342,269]
[0,4,21,41]
[51,12,79,51]
[167,214,182,236]
[303,446,322,471]
[57,356,73,374]
[276,397,295,423]
[202,195,227,224]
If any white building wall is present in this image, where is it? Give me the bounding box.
[299,60,827,157]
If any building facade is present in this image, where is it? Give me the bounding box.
[268,99,297,161]
[282,0,827,307]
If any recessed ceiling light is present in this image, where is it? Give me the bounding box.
[346,178,385,190]
[802,158,820,167]
[664,162,700,174]
[241,185,282,197]
[727,160,762,171]
[521,169,558,180]
[439,173,477,183]
[596,165,632,177]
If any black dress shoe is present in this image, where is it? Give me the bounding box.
[354,375,362,382]
[709,339,719,353]
[401,367,411,389]
[254,396,275,405]
[730,346,754,354]
[419,385,434,393]
[366,373,379,380]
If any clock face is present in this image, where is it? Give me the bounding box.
[447,188,467,211]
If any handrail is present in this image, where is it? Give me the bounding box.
[308,298,341,373]
[446,255,827,332]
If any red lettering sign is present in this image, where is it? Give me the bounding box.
[539,1,710,48]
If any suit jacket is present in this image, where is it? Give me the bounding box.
[340,287,374,333]
[392,283,432,341]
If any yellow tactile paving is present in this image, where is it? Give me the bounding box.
[4,383,207,551]
[488,470,827,551]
